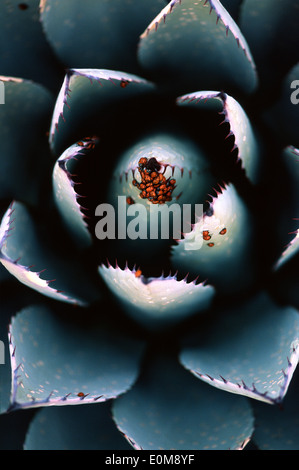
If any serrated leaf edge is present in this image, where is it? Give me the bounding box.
[0,203,87,307]
[102,259,208,287]
[173,180,229,243]
[49,68,153,146]
[55,137,99,237]
[7,330,107,412]
[181,341,299,405]
[140,0,256,71]
[177,91,254,177]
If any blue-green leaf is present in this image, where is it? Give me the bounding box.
[24,403,132,450]
[179,292,299,404]
[53,137,99,248]
[49,68,154,155]
[112,353,254,450]
[251,372,299,450]
[177,90,260,183]
[0,0,63,91]
[8,304,145,411]
[98,263,215,329]
[138,0,257,94]
[240,0,299,87]
[171,183,255,294]
[0,280,52,414]
[40,0,165,73]
[0,201,100,306]
[0,77,54,204]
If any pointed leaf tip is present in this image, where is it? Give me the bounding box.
[49,68,154,154]
[112,353,254,450]
[180,292,299,404]
[98,263,215,329]
[53,137,99,248]
[40,0,166,74]
[8,304,145,410]
[177,90,260,183]
[0,201,100,306]
[138,0,257,94]
[171,183,255,293]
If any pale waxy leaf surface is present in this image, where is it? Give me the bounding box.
[112,353,254,450]
[8,305,145,410]
[171,183,255,293]
[179,292,299,404]
[0,202,100,306]
[98,264,215,329]
[138,0,257,94]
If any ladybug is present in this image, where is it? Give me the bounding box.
[120,80,129,88]
[126,196,135,205]
[138,157,147,166]
[135,156,176,204]
[202,230,211,241]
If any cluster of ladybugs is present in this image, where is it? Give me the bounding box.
[202,228,227,248]
[125,156,228,248]
[130,157,177,205]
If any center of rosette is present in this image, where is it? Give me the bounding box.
[107,132,215,212]
[132,156,176,205]
[95,132,217,274]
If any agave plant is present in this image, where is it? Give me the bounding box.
[0,0,299,451]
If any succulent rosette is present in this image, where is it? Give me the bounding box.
[0,0,299,451]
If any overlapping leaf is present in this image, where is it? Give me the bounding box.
[40,0,166,72]
[240,0,299,88]
[53,137,99,248]
[0,77,54,204]
[177,90,260,183]
[0,201,100,305]
[251,372,299,450]
[24,403,132,450]
[179,292,299,404]
[98,263,215,329]
[0,0,62,90]
[112,353,254,450]
[138,0,257,94]
[7,304,145,410]
[49,68,155,155]
[171,183,255,293]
